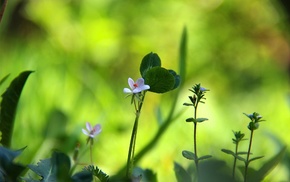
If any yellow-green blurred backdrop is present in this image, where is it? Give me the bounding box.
[0,0,289,181]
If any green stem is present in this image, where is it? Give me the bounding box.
[244,130,254,182]
[193,122,198,174]
[126,92,146,178]
[116,89,181,176]
[90,143,93,164]
[233,142,239,179]
[193,102,199,175]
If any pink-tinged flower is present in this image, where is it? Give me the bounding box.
[82,122,102,138]
[123,78,150,94]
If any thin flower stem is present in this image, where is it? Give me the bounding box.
[69,145,89,175]
[193,122,198,173]
[90,143,93,165]
[126,92,146,178]
[244,130,254,182]
[233,142,239,179]
[193,101,199,175]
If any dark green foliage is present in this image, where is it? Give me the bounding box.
[23,151,93,182]
[247,146,286,182]
[174,162,191,182]
[140,52,161,78]
[139,52,180,93]
[71,171,93,182]
[0,71,34,147]
[144,67,175,93]
[132,167,157,182]
[83,165,109,182]
[198,159,233,182]
[168,69,180,90]
[0,74,9,87]
[0,146,26,182]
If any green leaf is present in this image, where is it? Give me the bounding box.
[221,149,235,156]
[144,67,175,93]
[199,159,233,181]
[0,146,26,181]
[186,117,194,122]
[0,71,34,147]
[183,103,193,106]
[195,118,208,123]
[236,155,247,163]
[248,146,286,182]
[237,151,250,155]
[71,171,93,182]
[0,74,9,87]
[132,167,157,182]
[248,156,264,163]
[168,69,180,90]
[174,162,192,182]
[140,52,161,78]
[24,151,72,182]
[52,151,71,181]
[182,150,197,161]
[83,165,108,182]
[25,158,56,182]
[179,26,187,87]
[198,155,212,161]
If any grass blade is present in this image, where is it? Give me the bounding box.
[0,71,34,147]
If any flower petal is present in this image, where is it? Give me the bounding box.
[82,129,89,136]
[123,88,133,93]
[136,78,145,86]
[128,78,135,90]
[86,122,92,131]
[133,84,150,93]
[93,124,102,133]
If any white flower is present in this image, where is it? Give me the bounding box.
[123,78,150,94]
[82,122,102,138]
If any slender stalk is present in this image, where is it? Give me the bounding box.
[115,87,182,177]
[126,92,146,178]
[193,122,198,173]
[244,130,254,182]
[193,99,199,175]
[90,143,93,164]
[232,142,239,179]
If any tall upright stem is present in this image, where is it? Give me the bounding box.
[193,102,199,175]
[244,130,254,182]
[232,143,239,179]
[126,92,146,178]
[90,144,93,164]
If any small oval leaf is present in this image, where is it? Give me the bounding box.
[182,150,196,161]
[195,118,208,123]
[198,155,212,161]
[186,118,194,122]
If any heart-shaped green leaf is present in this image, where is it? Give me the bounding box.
[144,67,175,93]
[140,52,161,78]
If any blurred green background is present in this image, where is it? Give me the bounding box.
[0,0,289,181]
